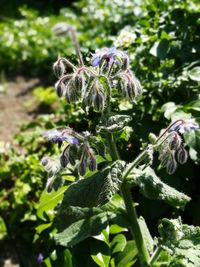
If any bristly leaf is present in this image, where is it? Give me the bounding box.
[98,115,132,133]
[55,209,114,247]
[58,160,125,212]
[54,196,128,247]
[158,218,200,267]
[127,166,190,209]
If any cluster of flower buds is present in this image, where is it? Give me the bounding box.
[42,127,97,177]
[52,44,143,113]
[157,119,199,174]
[83,79,106,112]
[78,143,97,176]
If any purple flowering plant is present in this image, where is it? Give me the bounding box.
[39,24,199,267]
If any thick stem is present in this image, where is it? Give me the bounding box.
[149,246,162,266]
[123,149,149,180]
[121,183,150,266]
[106,132,120,161]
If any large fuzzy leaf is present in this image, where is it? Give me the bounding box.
[127,166,190,209]
[158,218,200,267]
[59,161,125,212]
[54,195,128,247]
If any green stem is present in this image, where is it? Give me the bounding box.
[149,246,162,266]
[106,132,120,161]
[123,149,149,180]
[69,27,84,66]
[121,183,150,266]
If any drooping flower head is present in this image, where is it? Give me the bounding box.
[169,119,199,134]
[44,128,79,145]
[91,46,125,67]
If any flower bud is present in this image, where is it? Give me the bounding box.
[68,146,78,166]
[121,54,129,71]
[65,80,81,103]
[168,132,182,150]
[126,82,138,100]
[166,155,177,175]
[148,133,157,145]
[41,157,48,166]
[78,161,87,176]
[74,74,84,92]
[60,154,69,168]
[53,59,65,78]
[88,156,97,171]
[52,23,72,36]
[177,146,188,164]
[93,90,105,112]
[55,81,65,97]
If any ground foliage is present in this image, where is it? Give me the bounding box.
[0,0,200,266]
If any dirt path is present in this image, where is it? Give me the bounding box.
[0,77,40,143]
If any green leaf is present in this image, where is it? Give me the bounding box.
[188,66,200,82]
[91,252,111,267]
[37,186,67,220]
[115,240,137,267]
[138,216,154,254]
[54,196,128,247]
[59,161,125,210]
[54,209,115,247]
[158,218,200,267]
[98,115,132,133]
[149,39,169,59]
[184,130,200,163]
[111,234,127,254]
[127,167,191,209]
[184,100,200,112]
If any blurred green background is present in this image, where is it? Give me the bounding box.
[0,0,199,266]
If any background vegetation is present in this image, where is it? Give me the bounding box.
[0,0,199,266]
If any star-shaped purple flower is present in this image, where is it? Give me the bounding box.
[44,129,79,145]
[169,119,199,134]
[91,46,124,67]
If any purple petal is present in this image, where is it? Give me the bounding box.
[92,57,101,67]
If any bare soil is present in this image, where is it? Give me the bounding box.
[0,77,40,143]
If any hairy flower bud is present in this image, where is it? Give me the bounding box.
[52,23,72,36]
[121,54,129,71]
[78,160,87,176]
[55,81,66,97]
[93,90,105,112]
[168,132,182,150]
[60,154,69,168]
[177,146,188,164]
[88,155,97,171]
[53,59,65,78]
[159,151,171,168]
[126,82,138,100]
[74,74,84,92]
[68,146,78,166]
[41,157,48,166]
[65,80,81,103]
[166,154,177,175]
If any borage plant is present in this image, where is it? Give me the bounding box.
[37,24,200,267]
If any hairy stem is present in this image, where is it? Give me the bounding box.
[123,148,149,179]
[149,246,162,266]
[106,132,120,161]
[69,28,84,66]
[121,183,150,266]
